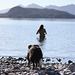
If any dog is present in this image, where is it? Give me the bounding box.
[27,45,43,69]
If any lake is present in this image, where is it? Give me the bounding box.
[0,18,75,62]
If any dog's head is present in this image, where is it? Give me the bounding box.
[28,44,39,49]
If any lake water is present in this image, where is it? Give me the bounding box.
[0,18,75,62]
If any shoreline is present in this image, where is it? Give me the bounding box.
[0,56,75,63]
[0,56,75,75]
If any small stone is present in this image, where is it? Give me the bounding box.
[33,73,39,75]
[23,72,27,74]
[8,73,16,75]
[13,66,19,69]
[64,69,72,75]
[5,68,11,73]
[25,67,30,73]
[71,72,75,75]
[68,63,75,72]
[26,73,30,75]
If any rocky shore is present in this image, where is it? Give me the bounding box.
[0,56,75,75]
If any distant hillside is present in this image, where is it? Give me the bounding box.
[0,6,75,18]
[0,4,75,15]
[0,9,10,13]
[26,3,43,9]
[26,4,75,15]
[45,5,59,10]
[45,4,75,15]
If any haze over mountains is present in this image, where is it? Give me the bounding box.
[0,9,10,13]
[26,4,75,15]
[26,4,43,9]
[0,3,75,15]
[45,4,75,15]
[0,3,75,18]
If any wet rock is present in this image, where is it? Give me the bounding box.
[25,67,30,73]
[46,58,51,62]
[41,67,45,70]
[26,73,30,75]
[13,66,19,69]
[8,73,16,75]
[34,70,38,73]
[20,66,25,70]
[4,68,11,75]
[0,57,74,75]
[23,72,27,75]
[71,72,75,75]
[68,63,75,72]
[33,73,39,75]
[5,68,11,73]
[68,60,73,64]
[39,70,46,75]
[64,68,72,75]
[42,68,60,75]
[56,58,61,62]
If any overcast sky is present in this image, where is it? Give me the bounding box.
[0,0,75,10]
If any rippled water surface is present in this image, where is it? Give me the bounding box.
[0,18,75,61]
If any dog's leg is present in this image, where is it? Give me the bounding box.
[39,59,42,68]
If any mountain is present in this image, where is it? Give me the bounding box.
[0,4,75,15]
[45,5,59,10]
[0,6,75,18]
[45,4,75,15]
[59,4,75,15]
[0,9,10,13]
[26,4,75,15]
[26,3,43,9]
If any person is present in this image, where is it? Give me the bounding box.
[36,24,47,41]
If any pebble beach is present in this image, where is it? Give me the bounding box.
[0,56,75,75]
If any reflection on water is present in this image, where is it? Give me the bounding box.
[37,37,45,42]
[37,37,46,49]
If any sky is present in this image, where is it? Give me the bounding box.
[0,0,75,10]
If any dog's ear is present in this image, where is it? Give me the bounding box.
[28,45,32,49]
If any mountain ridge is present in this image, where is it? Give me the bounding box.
[0,4,75,15]
[0,3,75,15]
[0,6,75,18]
[46,4,75,15]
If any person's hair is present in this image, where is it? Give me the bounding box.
[38,24,44,30]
